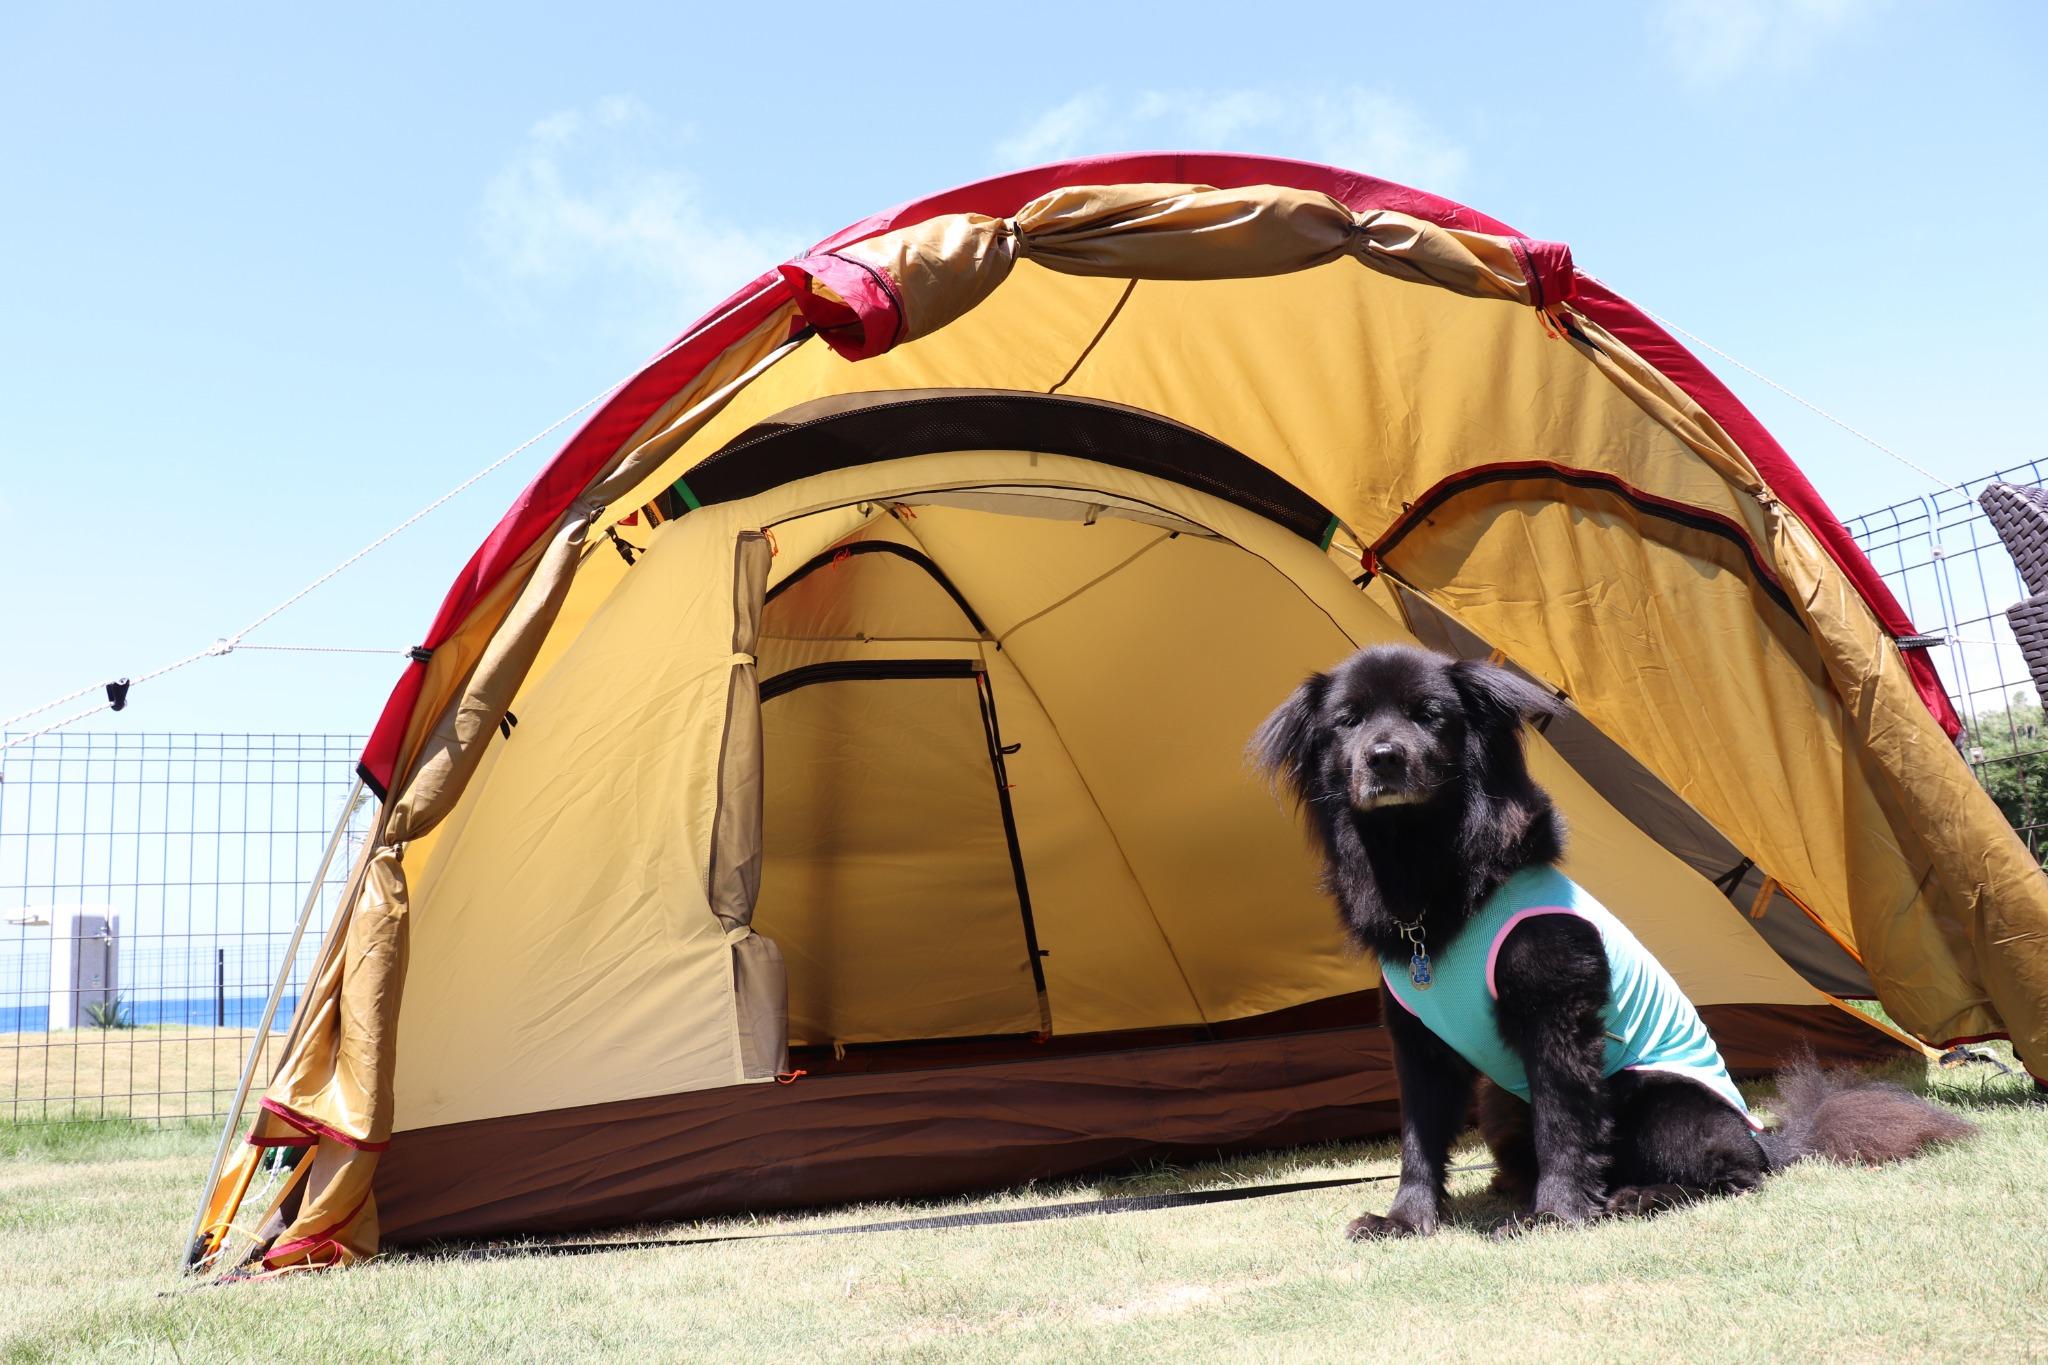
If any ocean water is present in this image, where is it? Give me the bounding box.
[0,994,296,1034]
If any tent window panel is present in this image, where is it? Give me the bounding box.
[754,669,1045,1046]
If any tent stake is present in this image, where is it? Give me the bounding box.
[181,777,365,1271]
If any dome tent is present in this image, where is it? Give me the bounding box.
[189,153,2048,1272]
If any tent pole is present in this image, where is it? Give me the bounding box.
[181,776,365,1271]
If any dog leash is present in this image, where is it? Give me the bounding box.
[443,1164,1498,1262]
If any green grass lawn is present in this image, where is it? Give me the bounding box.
[2,1052,2044,1364]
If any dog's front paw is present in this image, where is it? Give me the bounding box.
[1489,1211,1542,1240]
[1345,1210,1434,1241]
[1603,1184,1691,1218]
[1533,1190,1600,1225]
[1493,1194,1598,1238]
[1489,1209,1575,1240]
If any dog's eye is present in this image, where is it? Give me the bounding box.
[1335,706,1362,728]
[1411,703,1441,724]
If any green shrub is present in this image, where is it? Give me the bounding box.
[1960,692,2048,864]
[83,996,134,1029]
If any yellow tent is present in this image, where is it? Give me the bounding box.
[188,154,2047,1272]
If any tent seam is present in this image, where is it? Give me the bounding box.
[994,532,1174,648]
[1046,279,1138,396]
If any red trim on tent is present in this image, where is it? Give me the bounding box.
[1507,235,1577,312]
[257,1097,392,1152]
[263,1195,370,1267]
[780,254,903,359]
[357,152,1953,791]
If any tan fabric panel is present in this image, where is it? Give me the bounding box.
[710,531,772,931]
[384,453,1841,1131]
[391,504,759,1132]
[719,531,785,1079]
[731,933,790,1081]
[403,454,1822,1105]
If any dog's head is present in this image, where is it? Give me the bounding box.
[1253,644,1564,820]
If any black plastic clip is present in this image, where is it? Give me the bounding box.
[498,710,520,740]
[407,646,434,664]
[1000,742,1022,756]
[105,679,131,712]
[606,527,638,566]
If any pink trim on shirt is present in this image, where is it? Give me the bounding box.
[1381,972,1419,1016]
[1484,906,1582,999]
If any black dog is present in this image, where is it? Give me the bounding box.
[1255,643,1973,1238]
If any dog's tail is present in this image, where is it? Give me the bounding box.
[1756,1057,1976,1172]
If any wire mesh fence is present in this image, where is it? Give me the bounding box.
[1,732,371,1124]
[1842,459,2048,861]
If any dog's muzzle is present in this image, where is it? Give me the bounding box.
[1350,742,1424,811]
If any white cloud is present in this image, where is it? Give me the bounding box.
[996,93,1113,169]
[477,98,802,340]
[1649,0,1869,87]
[993,85,1469,192]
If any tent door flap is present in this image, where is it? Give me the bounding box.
[754,659,1050,1046]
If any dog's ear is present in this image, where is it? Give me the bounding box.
[1446,658,1565,732]
[1251,671,1330,798]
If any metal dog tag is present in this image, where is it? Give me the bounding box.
[1409,950,1434,990]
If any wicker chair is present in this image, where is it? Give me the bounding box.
[1979,482,2048,704]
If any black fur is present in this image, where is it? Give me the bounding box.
[1254,643,1974,1238]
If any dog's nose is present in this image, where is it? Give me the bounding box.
[1366,743,1401,774]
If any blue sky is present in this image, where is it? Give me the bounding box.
[2,0,2044,738]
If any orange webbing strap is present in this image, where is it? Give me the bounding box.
[189,1141,264,1269]
[1748,876,1781,921]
